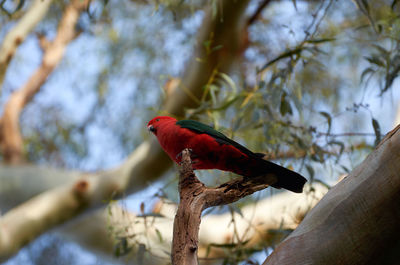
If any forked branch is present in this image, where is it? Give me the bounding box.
[171,149,277,265]
[0,0,90,164]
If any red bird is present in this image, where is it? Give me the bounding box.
[147,116,307,193]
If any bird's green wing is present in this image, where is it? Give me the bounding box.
[176,119,256,157]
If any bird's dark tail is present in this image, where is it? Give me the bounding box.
[269,162,307,193]
[251,156,307,193]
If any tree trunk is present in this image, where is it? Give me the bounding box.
[263,124,400,265]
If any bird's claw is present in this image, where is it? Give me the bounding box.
[176,148,192,159]
[176,149,199,165]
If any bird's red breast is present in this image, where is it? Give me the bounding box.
[148,116,307,193]
[147,116,249,172]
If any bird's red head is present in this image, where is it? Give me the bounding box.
[147,116,177,135]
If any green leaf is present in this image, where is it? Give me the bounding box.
[211,0,218,19]
[360,0,370,14]
[364,55,385,67]
[311,143,325,162]
[206,84,219,105]
[382,63,400,94]
[210,96,238,111]
[155,228,163,242]
[372,118,381,146]
[305,164,315,182]
[203,40,211,50]
[305,38,336,44]
[211,44,223,52]
[258,47,303,72]
[360,67,375,83]
[218,72,237,96]
[319,111,332,135]
[341,165,351,173]
[371,44,389,56]
[280,92,293,116]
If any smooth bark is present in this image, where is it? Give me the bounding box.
[0,0,53,87]
[0,0,90,164]
[263,124,400,265]
[58,183,328,264]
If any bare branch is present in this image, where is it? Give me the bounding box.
[0,0,90,164]
[247,0,272,26]
[0,168,123,261]
[57,183,328,264]
[0,0,53,87]
[172,149,278,264]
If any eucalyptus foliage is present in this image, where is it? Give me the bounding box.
[2,0,400,264]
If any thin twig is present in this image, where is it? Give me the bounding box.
[247,0,272,26]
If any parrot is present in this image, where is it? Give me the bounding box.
[147,116,307,193]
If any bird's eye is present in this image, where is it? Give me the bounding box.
[156,119,160,122]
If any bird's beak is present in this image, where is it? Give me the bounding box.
[147,125,155,133]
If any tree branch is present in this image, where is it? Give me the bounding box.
[0,0,53,88]
[55,182,328,264]
[0,141,157,261]
[0,0,252,260]
[0,0,90,164]
[164,0,251,117]
[247,0,272,26]
[172,149,278,264]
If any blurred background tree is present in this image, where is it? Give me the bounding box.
[0,0,400,264]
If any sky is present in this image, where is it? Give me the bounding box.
[1,0,400,264]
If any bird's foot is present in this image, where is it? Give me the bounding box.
[176,149,199,165]
[176,148,193,160]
